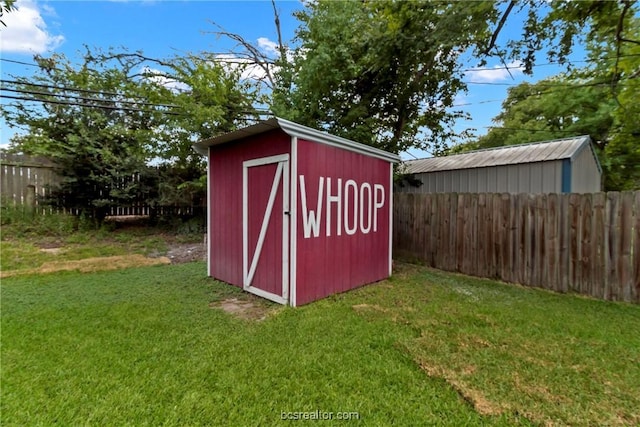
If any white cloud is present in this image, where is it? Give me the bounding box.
[212,37,292,83]
[257,37,279,56]
[0,0,64,54]
[465,61,524,83]
[142,67,190,93]
[214,54,271,82]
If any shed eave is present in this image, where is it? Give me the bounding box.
[275,117,400,163]
[192,118,280,154]
[568,135,603,175]
[192,117,400,163]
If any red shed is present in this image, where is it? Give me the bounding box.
[194,118,399,306]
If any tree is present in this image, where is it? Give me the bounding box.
[2,53,168,221]
[0,0,15,26]
[480,0,638,73]
[475,76,615,147]
[82,49,264,168]
[468,73,638,190]
[468,8,640,190]
[1,48,262,221]
[95,51,264,211]
[597,21,640,190]
[272,1,499,153]
[198,0,637,158]
[270,0,639,155]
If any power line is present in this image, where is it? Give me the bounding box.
[452,98,503,107]
[451,74,634,109]
[1,58,50,68]
[459,53,640,73]
[0,94,183,115]
[1,79,180,108]
[1,93,272,118]
[1,86,181,109]
[5,53,640,74]
[483,126,638,137]
[463,76,634,87]
[485,126,580,133]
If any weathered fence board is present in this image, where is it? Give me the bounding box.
[394,191,640,303]
[1,153,201,217]
[0,153,59,210]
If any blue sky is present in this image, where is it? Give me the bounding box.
[0,0,586,159]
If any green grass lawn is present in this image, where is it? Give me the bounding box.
[2,262,639,426]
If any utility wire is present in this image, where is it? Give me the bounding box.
[4,53,640,74]
[1,86,181,109]
[0,94,183,115]
[1,79,180,108]
[463,77,634,87]
[0,93,271,118]
[484,126,586,133]
[482,126,638,137]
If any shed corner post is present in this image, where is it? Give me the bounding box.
[561,158,572,193]
[206,146,212,277]
[289,135,298,307]
[389,162,394,277]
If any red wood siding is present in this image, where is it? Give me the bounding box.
[295,138,391,305]
[208,129,290,287]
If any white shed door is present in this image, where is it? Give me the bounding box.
[242,154,290,304]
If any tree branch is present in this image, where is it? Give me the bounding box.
[482,1,516,56]
[612,0,633,105]
[272,0,287,61]
[204,22,276,88]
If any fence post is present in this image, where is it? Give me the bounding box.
[25,185,36,216]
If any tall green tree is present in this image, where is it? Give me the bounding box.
[273,1,499,153]
[1,48,262,220]
[100,51,263,209]
[2,53,168,220]
[264,0,638,156]
[474,76,616,149]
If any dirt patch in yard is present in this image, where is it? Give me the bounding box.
[40,247,64,255]
[417,358,506,416]
[209,297,275,321]
[165,242,207,264]
[1,255,171,278]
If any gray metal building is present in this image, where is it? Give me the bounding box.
[398,136,602,194]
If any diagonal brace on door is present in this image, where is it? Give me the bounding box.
[243,158,286,288]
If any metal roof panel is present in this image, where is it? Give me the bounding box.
[403,136,592,174]
[193,117,400,163]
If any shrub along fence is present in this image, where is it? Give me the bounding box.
[394,191,640,303]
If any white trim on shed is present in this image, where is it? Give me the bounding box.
[193,117,400,163]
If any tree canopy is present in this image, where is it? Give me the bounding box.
[264,0,639,160]
[272,1,499,153]
[0,49,262,219]
[466,8,640,190]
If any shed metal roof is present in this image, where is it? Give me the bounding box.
[402,136,599,174]
[193,117,400,163]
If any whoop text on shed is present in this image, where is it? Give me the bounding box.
[193,117,400,306]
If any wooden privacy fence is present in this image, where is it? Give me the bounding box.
[0,153,201,217]
[394,192,640,303]
[0,153,59,211]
